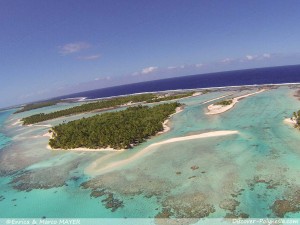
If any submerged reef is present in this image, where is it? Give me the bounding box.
[271,190,300,217]
[161,193,215,218]
[9,159,80,191]
[219,199,240,212]
[81,170,176,197]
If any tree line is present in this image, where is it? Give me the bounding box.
[146,92,195,103]
[215,99,233,106]
[21,93,156,125]
[49,102,182,150]
[14,100,60,114]
[293,110,300,129]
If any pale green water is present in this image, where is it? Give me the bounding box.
[1,86,300,221]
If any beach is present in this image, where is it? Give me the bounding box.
[86,130,239,175]
[1,84,300,219]
[158,106,184,134]
[206,89,266,115]
[46,106,184,152]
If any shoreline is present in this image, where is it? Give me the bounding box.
[75,82,300,102]
[45,130,125,152]
[1,82,299,112]
[158,106,184,134]
[46,106,184,152]
[147,92,201,105]
[283,118,297,125]
[200,93,234,105]
[47,145,124,152]
[206,89,266,115]
[86,130,239,175]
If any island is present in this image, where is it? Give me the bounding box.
[14,100,61,114]
[206,89,265,115]
[285,110,300,128]
[146,91,196,103]
[214,99,233,106]
[48,102,182,150]
[21,92,197,125]
[293,111,300,129]
[21,93,156,125]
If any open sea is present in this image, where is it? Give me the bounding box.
[59,65,300,100]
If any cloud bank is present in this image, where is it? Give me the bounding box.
[59,42,91,55]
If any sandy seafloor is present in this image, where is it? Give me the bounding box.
[1,85,300,222]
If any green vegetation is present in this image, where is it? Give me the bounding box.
[21,94,156,125]
[292,110,300,129]
[215,99,233,106]
[14,100,60,114]
[146,92,195,103]
[201,89,211,94]
[49,102,182,150]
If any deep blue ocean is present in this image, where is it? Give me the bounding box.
[60,65,300,100]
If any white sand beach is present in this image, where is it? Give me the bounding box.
[12,119,22,126]
[42,132,53,137]
[45,131,124,151]
[284,118,297,125]
[45,106,184,152]
[200,94,233,105]
[28,124,52,128]
[158,106,184,134]
[86,130,238,175]
[47,145,124,152]
[206,89,266,115]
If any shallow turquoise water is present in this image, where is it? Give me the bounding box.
[0,110,12,150]
[1,86,300,221]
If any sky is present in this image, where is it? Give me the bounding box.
[1,0,300,108]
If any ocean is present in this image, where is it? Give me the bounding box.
[1,65,300,223]
[59,64,300,100]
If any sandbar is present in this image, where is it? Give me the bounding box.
[200,93,233,105]
[206,89,265,115]
[12,119,22,126]
[86,130,238,175]
[283,118,296,125]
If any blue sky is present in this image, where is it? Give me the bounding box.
[1,0,300,108]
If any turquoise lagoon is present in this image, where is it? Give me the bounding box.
[0,86,300,222]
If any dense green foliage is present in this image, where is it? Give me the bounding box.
[146,92,195,103]
[49,102,181,150]
[14,100,60,114]
[292,110,300,129]
[215,99,233,106]
[21,94,156,125]
[201,89,211,94]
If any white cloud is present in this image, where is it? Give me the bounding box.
[195,63,203,68]
[221,58,233,63]
[132,66,159,76]
[59,42,90,55]
[263,53,271,58]
[244,53,272,61]
[77,54,101,60]
[141,66,158,74]
[94,76,111,81]
[167,66,176,69]
[246,55,255,60]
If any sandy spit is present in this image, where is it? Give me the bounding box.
[206,89,266,115]
[85,130,238,175]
